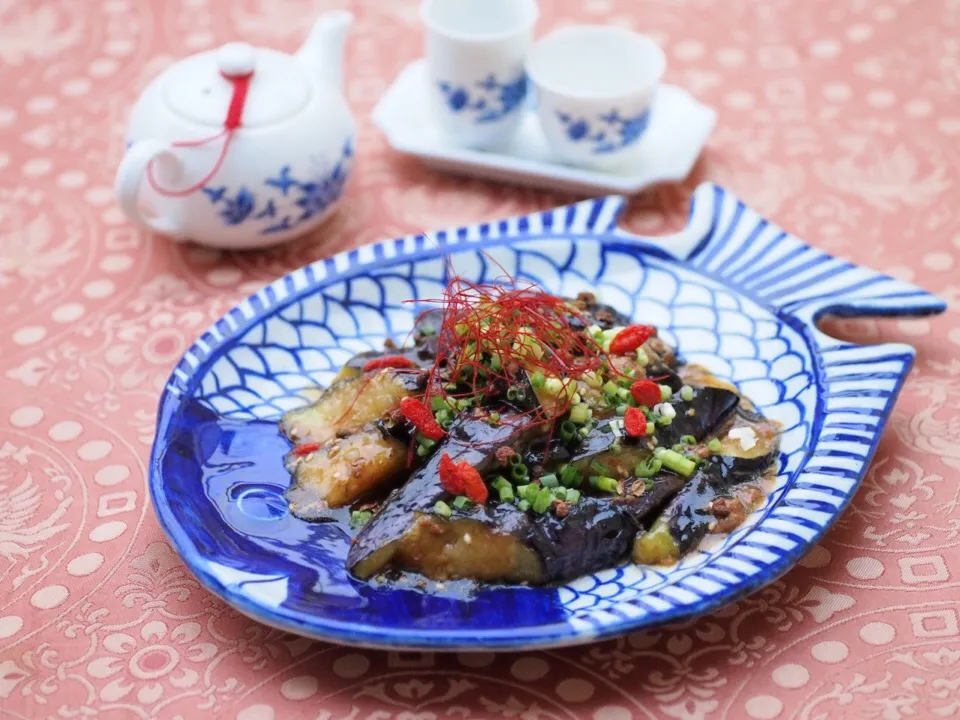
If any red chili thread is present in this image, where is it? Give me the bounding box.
[290,441,322,457]
[361,355,418,371]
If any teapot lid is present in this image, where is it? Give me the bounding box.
[161,43,311,128]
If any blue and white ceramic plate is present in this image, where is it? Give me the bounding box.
[151,183,944,651]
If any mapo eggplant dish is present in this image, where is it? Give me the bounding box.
[281,280,780,586]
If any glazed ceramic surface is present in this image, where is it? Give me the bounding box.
[115,12,356,250]
[526,26,666,169]
[150,183,944,651]
[421,0,537,150]
[374,59,714,194]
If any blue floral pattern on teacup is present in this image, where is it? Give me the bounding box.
[437,73,527,124]
[556,107,651,154]
[201,139,353,235]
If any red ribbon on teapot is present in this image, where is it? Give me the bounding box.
[146,67,253,197]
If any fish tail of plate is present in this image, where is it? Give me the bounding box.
[612,182,946,330]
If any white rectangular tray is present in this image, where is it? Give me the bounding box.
[372,59,717,195]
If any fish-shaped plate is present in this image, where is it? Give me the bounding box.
[151,183,944,650]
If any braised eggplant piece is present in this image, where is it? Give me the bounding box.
[285,427,407,518]
[653,386,741,447]
[633,416,780,565]
[281,369,422,445]
[348,413,540,579]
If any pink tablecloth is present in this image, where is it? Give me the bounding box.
[2,1,958,718]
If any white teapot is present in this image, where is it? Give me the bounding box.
[115,11,355,250]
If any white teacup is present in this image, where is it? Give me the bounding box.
[421,0,538,150]
[526,26,666,170]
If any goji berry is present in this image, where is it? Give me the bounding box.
[630,379,662,408]
[623,407,648,437]
[362,355,418,371]
[439,452,465,495]
[290,441,322,457]
[438,452,489,504]
[457,461,489,504]
[399,396,446,440]
[608,324,655,354]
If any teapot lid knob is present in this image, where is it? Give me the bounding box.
[217,42,256,77]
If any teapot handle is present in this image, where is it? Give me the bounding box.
[115,140,187,239]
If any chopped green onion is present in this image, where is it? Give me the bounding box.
[419,326,436,337]
[634,456,663,477]
[487,353,502,372]
[523,483,540,503]
[616,403,628,416]
[417,435,437,450]
[681,434,696,445]
[656,414,673,426]
[646,421,656,435]
[416,444,431,458]
[532,487,553,513]
[578,425,591,438]
[560,464,581,488]
[434,409,452,426]
[559,420,577,442]
[433,500,452,518]
[509,453,524,466]
[636,347,649,366]
[680,384,694,402]
[672,443,687,453]
[517,499,531,512]
[539,473,559,489]
[454,323,469,337]
[616,387,631,401]
[708,438,723,453]
[530,370,546,389]
[491,476,511,491]
[511,463,529,482]
[654,448,698,477]
[516,483,530,497]
[566,489,581,504]
[543,377,565,396]
[644,477,655,491]
[457,398,474,411]
[659,384,673,401]
[569,404,592,425]
[453,495,472,510]
[589,475,620,494]
[552,486,567,500]
[602,380,619,397]
[498,485,515,502]
[571,392,582,405]
[590,459,612,476]
[430,396,448,412]
[350,510,372,528]
[581,370,602,388]
[487,412,501,425]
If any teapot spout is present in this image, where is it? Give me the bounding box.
[296,10,353,91]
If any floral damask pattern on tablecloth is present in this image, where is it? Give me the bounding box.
[1,0,959,718]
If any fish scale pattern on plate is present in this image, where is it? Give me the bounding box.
[153,183,944,649]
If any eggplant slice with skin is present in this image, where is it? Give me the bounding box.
[633,408,781,565]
